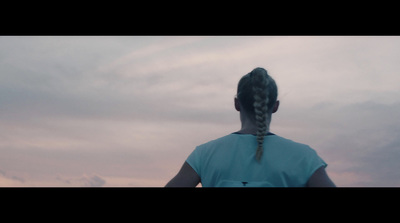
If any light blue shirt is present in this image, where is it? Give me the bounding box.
[186,133,327,187]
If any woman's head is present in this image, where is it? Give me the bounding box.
[236,67,278,161]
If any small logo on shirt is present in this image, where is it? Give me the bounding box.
[242,182,248,186]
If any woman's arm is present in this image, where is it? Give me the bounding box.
[307,166,336,187]
[165,161,201,187]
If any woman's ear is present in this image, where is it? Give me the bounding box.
[234,97,241,111]
[272,100,280,113]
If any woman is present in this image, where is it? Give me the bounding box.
[166,67,335,187]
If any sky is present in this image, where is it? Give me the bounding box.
[0,36,399,187]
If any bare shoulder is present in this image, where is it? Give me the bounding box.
[307,166,336,187]
[165,162,201,187]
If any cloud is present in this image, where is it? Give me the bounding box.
[78,175,106,187]
[274,101,400,186]
[57,174,106,187]
[336,102,400,186]
[0,170,25,186]
[1,36,242,126]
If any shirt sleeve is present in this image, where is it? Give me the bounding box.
[186,146,202,178]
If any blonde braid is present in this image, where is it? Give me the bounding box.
[251,68,270,161]
[237,67,278,162]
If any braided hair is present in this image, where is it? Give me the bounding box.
[237,68,278,161]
